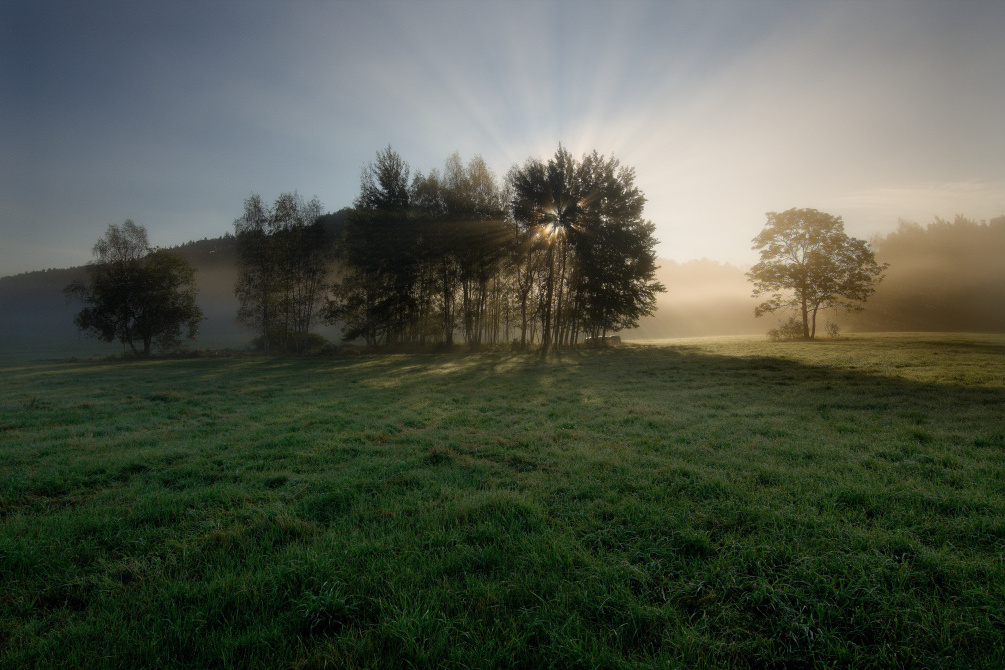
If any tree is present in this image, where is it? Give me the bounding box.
[746,208,887,339]
[65,220,203,355]
[270,192,330,353]
[508,146,665,349]
[413,152,510,346]
[234,194,277,351]
[327,146,416,346]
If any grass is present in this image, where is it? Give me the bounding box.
[1,333,1004,668]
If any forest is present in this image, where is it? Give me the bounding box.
[840,215,1005,333]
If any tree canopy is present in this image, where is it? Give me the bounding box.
[323,145,664,349]
[64,220,203,355]
[747,208,886,339]
[234,192,331,353]
[508,147,664,349]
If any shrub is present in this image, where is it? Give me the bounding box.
[767,316,806,341]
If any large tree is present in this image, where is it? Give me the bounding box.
[508,146,664,349]
[747,208,887,339]
[65,220,203,355]
[327,146,415,346]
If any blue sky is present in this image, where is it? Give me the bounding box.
[3,0,1003,275]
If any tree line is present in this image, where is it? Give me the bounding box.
[65,145,909,353]
[234,145,666,352]
[840,215,1005,333]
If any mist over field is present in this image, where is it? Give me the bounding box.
[1,214,1001,360]
[841,216,1005,333]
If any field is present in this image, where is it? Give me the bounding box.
[2,334,1004,668]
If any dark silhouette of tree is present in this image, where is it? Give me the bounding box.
[272,192,330,352]
[421,153,509,347]
[234,192,332,353]
[64,220,203,355]
[332,148,511,348]
[571,151,663,338]
[575,215,663,337]
[234,194,276,351]
[508,146,664,350]
[327,145,663,350]
[747,208,887,339]
[327,146,415,346]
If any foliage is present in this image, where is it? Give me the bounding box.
[2,334,1004,668]
[328,145,662,350]
[234,192,332,353]
[507,146,665,349]
[63,221,203,355]
[326,146,418,347]
[766,316,806,342]
[747,208,887,339]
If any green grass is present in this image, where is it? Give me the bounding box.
[2,333,1004,669]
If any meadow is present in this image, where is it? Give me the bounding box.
[1,334,1003,669]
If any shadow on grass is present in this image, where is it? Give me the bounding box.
[2,338,1004,668]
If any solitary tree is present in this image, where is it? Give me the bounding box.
[65,220,203,355]
[747,208,887,339]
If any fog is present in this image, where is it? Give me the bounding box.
[839,216,1005,333]
[627,260,764,339]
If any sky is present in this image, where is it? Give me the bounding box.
[2,0,1003,276]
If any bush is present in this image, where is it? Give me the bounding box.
[767,316,806,341]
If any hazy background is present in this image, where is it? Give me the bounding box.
[3,0,1003,277]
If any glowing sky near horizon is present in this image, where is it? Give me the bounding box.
[2,0,1003,276]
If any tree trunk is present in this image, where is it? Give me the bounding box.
[541,244,556,352]
[801,295,810,339]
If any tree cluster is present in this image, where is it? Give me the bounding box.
[321,146,665,350]
[65,151,904,354]
[841,215,1005,332]
[233,192,333,353]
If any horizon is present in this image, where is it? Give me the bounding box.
[3,0,1004,277]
